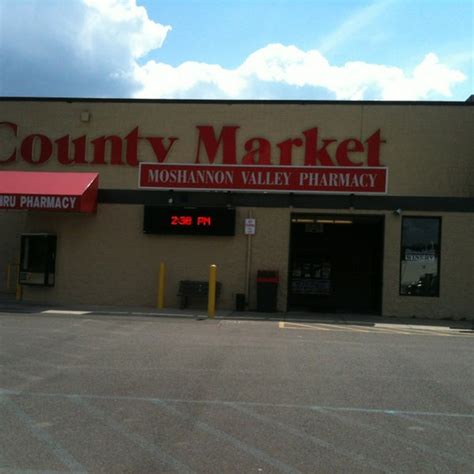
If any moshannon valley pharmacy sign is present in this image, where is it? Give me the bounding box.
[140,164,387,193]
[1,123,387,193]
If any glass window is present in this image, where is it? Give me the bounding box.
[400,217,441,296]
[19,234,57,286]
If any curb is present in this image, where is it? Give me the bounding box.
[0,302,472,330]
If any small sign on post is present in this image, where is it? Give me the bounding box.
[244,218,256,235]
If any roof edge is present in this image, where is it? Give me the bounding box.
[0,96,473,106]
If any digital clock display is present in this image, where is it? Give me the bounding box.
[171,215,212,226]
[144,206,236,235]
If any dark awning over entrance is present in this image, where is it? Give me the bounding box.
[0,171,99,213]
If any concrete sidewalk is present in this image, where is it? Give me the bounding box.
[0,293,472,330]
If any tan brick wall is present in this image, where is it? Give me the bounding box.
[22,205,247,309]
[362,105,474,197]
[383,212,474,320]
[246,208,291,311]
[1,100,473,318]
[1,101,473,196]
[20,206,474,319]
[0,210,26,295]
[21,205,292,312]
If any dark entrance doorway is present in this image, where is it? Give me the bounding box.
[288,214,384,314]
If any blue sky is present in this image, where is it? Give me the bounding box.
[0,0,472,100]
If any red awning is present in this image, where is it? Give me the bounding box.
[0,171,99,213]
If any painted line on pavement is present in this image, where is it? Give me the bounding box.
[390,412,467,435]
[2,389,473,419]
[229,403,396,474]
[313,323,378,334]
[70,395,196,474]
[279,321,332,331]
[0,395,86,473]
[280,321,410,334]
[278,321,472,337]
[154,401,302,474]
[314,407,474,468]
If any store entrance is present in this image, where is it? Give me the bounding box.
[288,214,384,314]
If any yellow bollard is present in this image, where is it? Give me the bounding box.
[208,264,217,319]
[157,262,166,309]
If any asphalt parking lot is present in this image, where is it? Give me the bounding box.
[1,310,473,473]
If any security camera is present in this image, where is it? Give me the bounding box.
[393,208,402,216]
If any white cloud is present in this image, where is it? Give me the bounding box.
[134,44,466,101]
[82,0,170,58]
[133,61,247,99]
[0,0,467,100]
[0,0,171,96]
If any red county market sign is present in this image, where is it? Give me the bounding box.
[138,126,388,194]
[1,122,387,193]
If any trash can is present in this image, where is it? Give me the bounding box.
[256,270,278,312]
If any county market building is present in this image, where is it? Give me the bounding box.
[0,97,473,320]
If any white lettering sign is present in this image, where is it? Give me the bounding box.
[244,218,256,235]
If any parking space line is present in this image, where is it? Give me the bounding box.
[229,403,396,474]
[155,401,302,474]
[278,321,471,337]
[279,321,332,331]
[280,321,408,334]
[314,407,474,469]
[383,327,450,336]
[70,395,196,474]
[358,325,420,336]
[313,323,376,334]
[3,389,474,419]
[0,395,86,473]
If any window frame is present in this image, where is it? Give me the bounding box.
[399,216,442,297]
[19,234,57,287]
